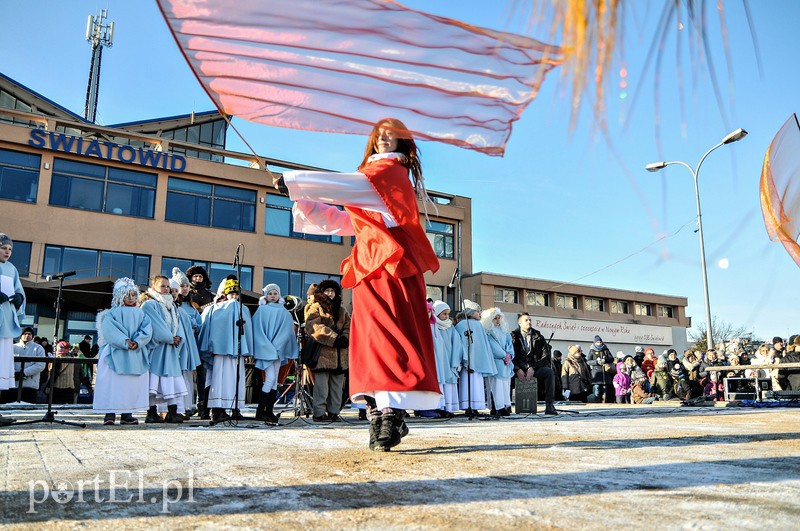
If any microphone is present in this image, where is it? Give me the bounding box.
[232,244,242,269]
[46,271,76,281]
[448,267,459,289]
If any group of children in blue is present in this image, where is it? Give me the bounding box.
[91,267,298,425]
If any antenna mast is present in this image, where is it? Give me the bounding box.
[84,9,114,123]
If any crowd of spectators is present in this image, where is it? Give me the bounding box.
[556,334,800,403]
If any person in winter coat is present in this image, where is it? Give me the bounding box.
[641,347,657,378]
[631,371,654,404]
[511,312,557,415]
[588,335,615,403]
[561,345,592,403]
[305,280,350,422]
[613,361,632,404]
[671,362,691,401]
[649,356,674,401]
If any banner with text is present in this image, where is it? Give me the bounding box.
[526,316,673,345]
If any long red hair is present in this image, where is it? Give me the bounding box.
[359,118,423,193]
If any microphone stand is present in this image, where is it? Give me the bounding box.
[210,244,252,426]
[12,273,85,428]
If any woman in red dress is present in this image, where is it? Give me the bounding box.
[276,118,441,451]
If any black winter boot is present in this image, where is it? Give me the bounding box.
[165,404,184,423]
[145,406,163,424]
[255,390,269,421]
[263,389,281,424]
[376,408,406,450]
[211,408,231,422]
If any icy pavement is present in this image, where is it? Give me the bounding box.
[1,403,799,529]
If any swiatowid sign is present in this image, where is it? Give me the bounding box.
[28,129,186,172]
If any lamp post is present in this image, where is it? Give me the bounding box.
[646,128,747,351]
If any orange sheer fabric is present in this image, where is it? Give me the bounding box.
[156,0,563,156]
[760,114,800,266]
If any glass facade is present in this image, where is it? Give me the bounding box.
[0,148,39,203]
[161,257,254,292]
[43,245,150,285]
[263,267,341,300]
[265,193,342,243]
[49,158,156,218]
[166,177,256,232]
[160,119,226,162]
[8,240,32,277]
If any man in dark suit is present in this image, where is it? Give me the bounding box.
[511,312,557,415]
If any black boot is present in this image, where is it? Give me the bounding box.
[230,408,245,420]
[165,404,184,423]
[376,408,405,450]
[263,389,281,424]
[103,413,116,426]
[255,390,269,421]
[120,413,139,425]
[544,402,558,416]
[145,406,163,424]
[211,408,230,422]
[369,415,383,451]
[198,386,210,420]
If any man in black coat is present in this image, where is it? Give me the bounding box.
[511,312,557,415]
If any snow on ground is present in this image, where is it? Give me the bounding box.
[1,403,800,529]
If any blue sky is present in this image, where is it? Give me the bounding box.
[1,1,797,341]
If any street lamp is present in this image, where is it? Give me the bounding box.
[646,128,747,351]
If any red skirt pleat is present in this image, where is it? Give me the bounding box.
[349,269,440,397]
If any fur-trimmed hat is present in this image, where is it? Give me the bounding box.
[315,279,342,298]
[186,265,211,289]
[0,233,12,247]
[463,299,481,317]
[432,300,450,317]
[172,267,190,287]
[111,277,140,308]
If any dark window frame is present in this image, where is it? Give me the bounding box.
[166,177,256,232]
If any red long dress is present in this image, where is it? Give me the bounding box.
[285,154,441,410]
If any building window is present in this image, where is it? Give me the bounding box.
[494,288,518,304]
[585,297,605,312]
[635,303,653,316]
[264,193,342,243]
[160,119,226,162]
[263,267,341,299]
[426,221,454,259]
[8,240,32,277]
[166,177,255,232]
[427,286,443,303]
[658,305,674,318]
[44,245,150,285]
[0,148,40,203]
[0,89,40,127]
[162,257,253,292]
[611,300,629,314]
[428,193,453,205]
[49,158,156,218]
[556,294,578,310]
[526,291,549,307]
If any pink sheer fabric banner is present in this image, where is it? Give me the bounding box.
[760,114,800,267]
[156,0,563,156]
